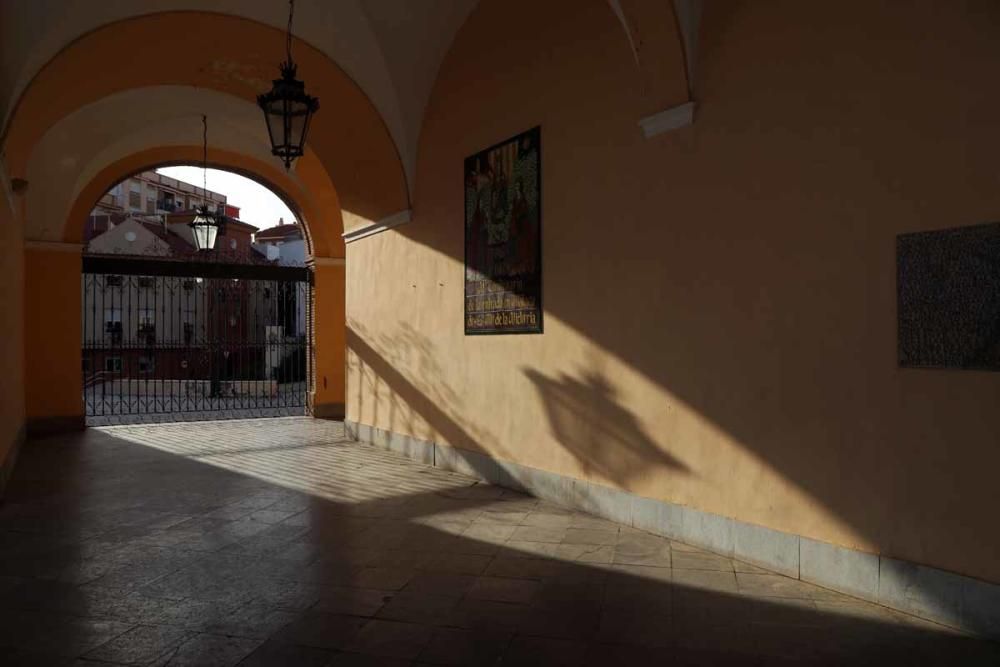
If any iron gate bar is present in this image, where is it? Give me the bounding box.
[82,255,312,425]
[82,254,313,283]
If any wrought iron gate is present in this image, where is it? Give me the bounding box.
[82,255,312,425]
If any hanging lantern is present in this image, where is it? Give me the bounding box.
[190,205,220,251]
[188,115,222,251]
[258,0,319,170]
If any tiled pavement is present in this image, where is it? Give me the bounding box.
[0,418,997,666]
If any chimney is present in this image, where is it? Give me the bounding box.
[278,217,284,226]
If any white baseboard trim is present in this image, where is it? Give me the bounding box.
[345,419,1000,639]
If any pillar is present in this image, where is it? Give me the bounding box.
[25,243,84,433]
[312,258,346,419]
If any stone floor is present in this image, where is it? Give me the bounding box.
[0,418,996,666]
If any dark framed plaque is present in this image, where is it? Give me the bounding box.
[464,126,542,335]
[897,221,1000,370]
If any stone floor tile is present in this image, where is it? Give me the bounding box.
[402,572,477,598]
[503,635,589,666]
[313,586,393,617]
[270,612,368,650]
[13,614,135,657]
[562,528,619,546]
[671,550,735,572]
[484,556,563,580]
[597,609,673,648]
[83,623,191,664]
[736,572,827,601]
[155,633,262,666]
[418,553,491,577]
[460,523,516,543]
[606,563,673,584]
[672,568,738,594]
[347,619,432,659]
[568,515,619,531]
[476,509,529,525]
[499,540,559,559]
[508,526,567,544]
[532,580,605,613]
[520,512,573,529]
[518,606,602,640]
[349,567,416,591]
[235,639,338,666]
[446,598,529,631]
[330,651,412,666]
[581,641,674,666]
[3,647,79,666]
[197,600,300,638]
[732,559,774,574]
[416,626,512,666]
[467,576,540,604]
[376,592,459,625]
[553,543,615,564]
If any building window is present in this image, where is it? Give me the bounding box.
[138,308,156,344]
[104,308,122,344]
[105,357,122,373]
[146,197,155,214]
[105,275,123,288]
[138,277,155,289]
[138,356,155,373]
[129,191,141,209]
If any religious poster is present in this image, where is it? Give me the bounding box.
[464,126,542,334]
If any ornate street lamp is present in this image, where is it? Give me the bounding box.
[189,114,221,251]
[257,0,319,170]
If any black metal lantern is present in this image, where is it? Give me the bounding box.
[258,0,319,170]
[190,205,220,252]
[189,115,222,251]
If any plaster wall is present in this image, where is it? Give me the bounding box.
[0,182,25,489]
[25,248,84,431]
[347,0,1000,584]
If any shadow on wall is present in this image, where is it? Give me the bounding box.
[349,322,690,490]
[347,324,502,458]
[523,368,690,484]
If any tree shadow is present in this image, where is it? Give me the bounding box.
[524,368,690,485]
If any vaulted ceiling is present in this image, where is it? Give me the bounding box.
[0,0,480,191]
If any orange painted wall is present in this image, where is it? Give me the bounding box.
[0,184,25,473]
[25,248,83,425]
[347,0,1000,584]
[313,263,346,418]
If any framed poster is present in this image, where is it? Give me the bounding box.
[464,126,542,334]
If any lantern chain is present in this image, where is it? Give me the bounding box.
[286,0,295,67]
[201,114,208,199]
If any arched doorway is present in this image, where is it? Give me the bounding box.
[6,11,413,431]
[81,165,314,425]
